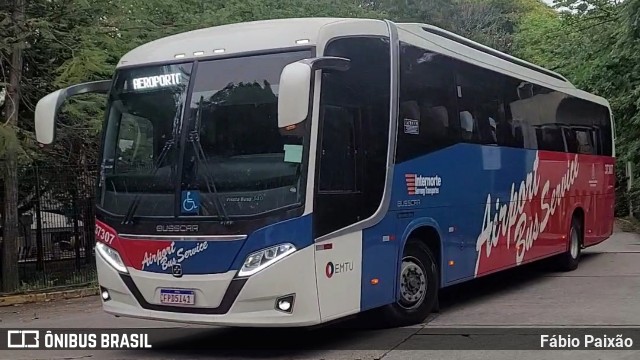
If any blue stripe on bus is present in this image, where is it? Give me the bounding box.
[360,143,539,311]
[230,214,314,271]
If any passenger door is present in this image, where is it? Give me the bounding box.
[313,103,364,235]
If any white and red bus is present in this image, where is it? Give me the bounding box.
[34,18,615,327]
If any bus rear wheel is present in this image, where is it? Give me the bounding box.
[556,217,582,271]
[382,241,438,327]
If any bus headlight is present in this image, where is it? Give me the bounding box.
[96,242,128,274]
[238,243,296,277]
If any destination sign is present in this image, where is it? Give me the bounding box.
[132,73,182,90]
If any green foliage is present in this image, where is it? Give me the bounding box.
[2,0,640,216]
[0,124,22,160]
[513,0,640,217]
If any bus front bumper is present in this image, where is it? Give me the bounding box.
[96,245,322,327]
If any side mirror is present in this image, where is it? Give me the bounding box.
[278,57,350,129]
[35,80,112,144]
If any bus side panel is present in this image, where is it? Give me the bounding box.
[359,144,615,310]
[360,216,400,311]
[314,230,363,322]
[388,144,549,284]
[462,149,596,278]
[583,155,616,247]
[391,144,611,282]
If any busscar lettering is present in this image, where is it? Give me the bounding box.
[156,224,199,233]
[398,199,421,208]
[475,154,580,275]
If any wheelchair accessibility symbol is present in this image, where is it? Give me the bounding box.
[181,190,200,215]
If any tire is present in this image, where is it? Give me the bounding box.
[557,217,582,271]
[381,241,439,327]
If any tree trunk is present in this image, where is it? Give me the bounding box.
[1,0,25,293]
[2,155,19,292]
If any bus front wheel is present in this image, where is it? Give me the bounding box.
[382,241,439,327]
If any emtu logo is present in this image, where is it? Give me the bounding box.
[325,262,334,278]
[325,261,353,278]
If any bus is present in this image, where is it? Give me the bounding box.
[34,17,616,327]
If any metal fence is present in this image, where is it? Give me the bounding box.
[1,164,98,294]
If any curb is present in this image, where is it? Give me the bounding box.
[0,287,99,307]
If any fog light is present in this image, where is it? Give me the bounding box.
[275,294,295,313]
[278,300,291,311]
[100,287,110,301]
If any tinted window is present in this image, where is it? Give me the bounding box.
[115,114,154,170]
[183,51,312,217]
[555,95,612,155]
[394,49,614,157]
[575,128,596,154]
[318,106,358,192]
[456,62,508,146]
[396,43,459,162]
[536,125,566,152]
[563,127,579,153]
[597,107,613,156]
[99,63,192,216]
[504,79,540,149]
[315,36,390,237]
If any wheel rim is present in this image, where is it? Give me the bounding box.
[570,227,579,259]
[398,256,427,310]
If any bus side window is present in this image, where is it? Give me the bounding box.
[396,43,459,163]
[537,125,566,152]
[455,61,505,146]
[563,127,580,153]
[313,36,390,238]
[318,105,358,192]
[575,129,595,155]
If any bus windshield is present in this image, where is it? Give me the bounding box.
[97,50,312,220]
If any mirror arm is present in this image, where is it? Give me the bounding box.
[35,80,112,145]
[51,80,112,116]
[301,57,351,72]
[65,80,112,96]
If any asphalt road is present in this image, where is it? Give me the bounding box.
[2,226,640,360]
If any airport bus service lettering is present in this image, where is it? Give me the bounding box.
[475,153,580,274]
[141,241,208,271]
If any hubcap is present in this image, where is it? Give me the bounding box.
[399,256,427,310]
[570,228,579,259]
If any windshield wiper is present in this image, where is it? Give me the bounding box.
[121,104,182,225]
[187,96,231,223]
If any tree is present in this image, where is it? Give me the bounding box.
[1,0,25,293]
[513,0,640,216]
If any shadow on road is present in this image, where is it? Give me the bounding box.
[438,252,602,312]
[114,254,605,358]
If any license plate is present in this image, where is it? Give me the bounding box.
[159,289,195,305]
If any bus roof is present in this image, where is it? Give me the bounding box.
[116,18,365,68]
[116,17,610,108]
[395,23,610,108]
